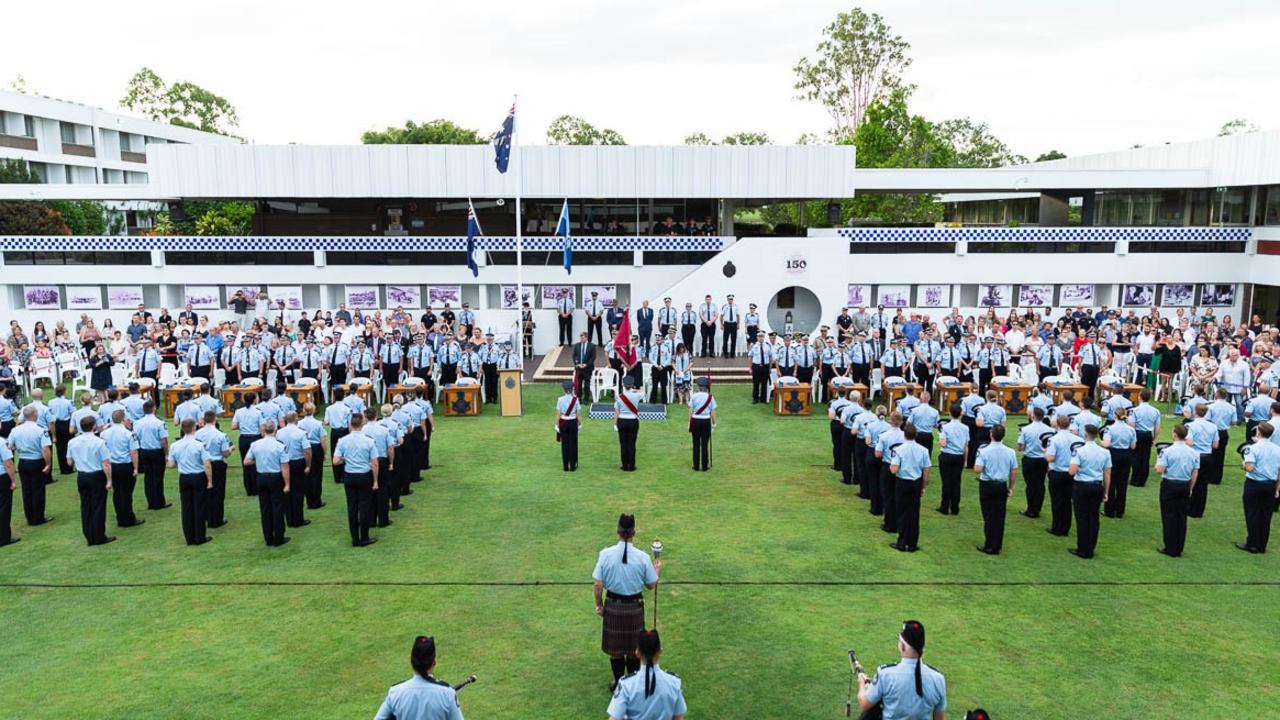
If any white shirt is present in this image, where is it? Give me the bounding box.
[1216,358,1252,393]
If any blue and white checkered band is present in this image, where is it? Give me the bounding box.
[0,235,726,252]
[837,227,1252,243]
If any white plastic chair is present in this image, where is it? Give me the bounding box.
[56,352,82,382]
[869,367,884,401]
[297,376,319,387]
[241,376,264,388]
[28,356,57,389]
[158,364,179,386]
[213,367,227,388]
[641,361,653,403]
[591,367,619,403]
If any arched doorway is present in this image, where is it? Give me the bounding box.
[767,286,822,336]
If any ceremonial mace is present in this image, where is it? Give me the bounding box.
[651,539,664,629]
[452,674,478,692]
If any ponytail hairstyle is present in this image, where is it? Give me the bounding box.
[637,629,662,697]
[900,620,927,697]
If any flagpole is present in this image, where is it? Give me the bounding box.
[513,94,524,361]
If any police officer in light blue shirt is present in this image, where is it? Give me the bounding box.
[1101,385,1132,421]
[1186,404,1219,518]
[100,416,141,528]
[167,420,212,546]
[68,419,113,545]
[48,388,74,475]
[1028,389,1054,417]
[1070,397,1101,439]
[858,620,946,720]
[363,410,395,526]
[907,398,940,457]
[174,392,202,425]
[122,385,147,424]
[936,403,969,515]
[1206,389,1236,485]
[1245,387,1274,436]
[334,415,379,546]
[1240,422,1280,553]
[607,629,686,720]
[374,636,464,720]
[593,513,660,688]
[69,394,97,438]
[1068,425,1111,559]
[244,420,290,546]
[889,425,931,552]
[133,403,170,511]
[256,390,283,427]
[1102,408,1137,518]
[974,425,1018,554]
[1156,424,1200,557]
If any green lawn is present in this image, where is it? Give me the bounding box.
[2,384,1278,719]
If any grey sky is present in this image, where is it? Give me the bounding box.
[8,0,1278,157]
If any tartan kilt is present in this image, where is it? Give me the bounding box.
[601,596,646,657]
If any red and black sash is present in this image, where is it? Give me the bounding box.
[689,393,713,432]
[618,392,639,417]
[558,396,579,431]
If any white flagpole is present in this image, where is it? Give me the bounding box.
[512,95,524,361]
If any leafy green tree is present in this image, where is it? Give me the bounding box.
[47,201,109,235]
[188,201,255,236]
[546,115,626,145]
[1035,150,1067,162]
[361,119,487,144]
[935,118,1027,167]
[0,202,69,234]
[1218,118,1259,136]
[721,132,771,146]
[683,132,714,145]
[793,8,913,134]
[120,67,240,136]
[0,158,40,184]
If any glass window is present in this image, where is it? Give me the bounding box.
[849,242,955,255]
[1264,186,1280,225]
[119,133,131,152]
[1128,241,1246,254]
[3,252,149,265]
[165,251,314,266]
[967,242,1114,254]
[326,251,466,266]
[23,115,35,137]
[28,162,47,183]
[1154,190,1186,226]
[63,165,73,184]
[60,122,76,144]
[1211,187,1251,225]
[642,251,720,265]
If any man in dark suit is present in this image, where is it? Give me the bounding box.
[636,300,655,358]
[178,303,199,326]
[571,331,595,400]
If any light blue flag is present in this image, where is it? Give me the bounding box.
[556,199,572,274]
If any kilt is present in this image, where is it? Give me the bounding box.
[601,592,646,657]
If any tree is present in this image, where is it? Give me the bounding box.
[1218,118,1259,137]
[0,159,40,184]
[47,201,109,235]
[8,75,29,93]
[0,202,70,234]
[1035,150,1067,162]
[545,115,626,145]
[935,118,1027,167]
[362,119,487,144]
[793,8,913,135]
[722,132,771,146]
[120,67,240,136]
[683,132,714,145]
[186,201,255,236]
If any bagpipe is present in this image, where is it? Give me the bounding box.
[846,649,883,720]
[384,676,477,720]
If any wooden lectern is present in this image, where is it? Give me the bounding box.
[441,385,482,416]
[773,383,812,416]
[884,382,922,414]
[992,382,1034,415]
[936,382,971,412]
[1112,383,1145,405]
[827,381,869,403]
[1048,383,1088,406]
[499,369,523,417]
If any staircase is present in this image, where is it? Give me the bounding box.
[533,346,753,384]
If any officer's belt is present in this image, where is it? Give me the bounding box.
[606,591,643,602]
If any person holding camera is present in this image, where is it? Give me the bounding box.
[858,620,947,720]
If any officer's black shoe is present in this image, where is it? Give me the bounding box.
[391,504,404,511]
[0,538,19,547]
[402,489,414,495]
[359,538,378,547]
[1047,528,1067,536]
[195,536,212,545]
[160,503,173,509]
[275,537,291,547]
[889,542,907,552]
[1068,548,1092,559]
[95,536,118,545]
[1235,542,1259,553]
[1157,547,1178,557]
[309,502,327,509]
[36,516,54,525]
[976,546,997,555]
[1020,511,1038,518]
[123,519,147,527]
[936,507,948,515]
[298,520,312,527]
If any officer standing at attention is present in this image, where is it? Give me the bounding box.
[1239,422,1280,554]
[607,629,687,720]
[1044,415,1084,537]
[636,300,655,358]
[101,411,142,529]
[556,291,575,346]
[557,380,581,472]
[133,401,169,512]
[585,291,606,346]
[1102,408,1137,519]
[8,406,52,527]
[277,412,312,529]
[593,513,661,691]
[0,439,17,546]
[679,302,698,357]
[243,419,291,547]
[1016,407,1052,519]
[857,620,947,720]
[363,407,395,529]
[233,395,264,497]
[1186,404,1219,518]
[907,394,940,457]
[936,403,969,516]
[657,298,678,339]
[974,425,1017,555]
[334,413,379,547]
[972,391,1006,471]
[744,303,761,354]
[373,636,464,720]
[828,388,851,471]
[1154,424,1199,558]
[697,294,718,358]
[1067,424,1111,559]
[196,410,233,528]
[688,377,717,472]
[67,415,114,546]
[167,419,214,546]
[1206,388,1236,486]
[748,331,773,404]
[889,424,931,553]
[1129,389,1161,488]
[49,386,73,475]
[720,294,740,358]
[613,377,644,472]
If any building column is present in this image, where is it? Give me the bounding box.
[718,199,736,236]
[1080,191,1096,226]
[1038,193,1070,226]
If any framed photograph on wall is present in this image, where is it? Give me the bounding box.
[1018,284,1053,307]
[184,286,222,310]
[583,285,618,308]
[878,284,910,308]
[23,285,61,310]
[267,286,305,311]
[846,284,872,308]
[345,285,380,309]
[501,285,534,309]
[1060,284,1094,305]
[1200,284,1236,307]
[1160,283,1195,307]
[977,284,1012,307]
[541,285,575,309]
[228,286,261,302]
[107,286,145,309]
[426,285,461,307]
[66,286,102,310]
[917,285,950,308]
[1122,284,1155,307]
[386,285,422,309]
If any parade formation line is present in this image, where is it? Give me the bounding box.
[3,578,1278,589]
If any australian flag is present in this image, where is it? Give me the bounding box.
[556,199,572,274]
[493,104,514,173]
[465,200,482,277]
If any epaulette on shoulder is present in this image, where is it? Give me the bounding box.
[620,670,639,680]
[428,677,451,687]
[925,662,941,673]
[877,662,898,671]
[663,669,681,679]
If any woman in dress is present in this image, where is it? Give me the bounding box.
[155,325,179,367]
[32,321,48,345]
[671,343,692,404]
[78,319,101,357]
[1189,343,1218,391]
[88,343,114,392]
